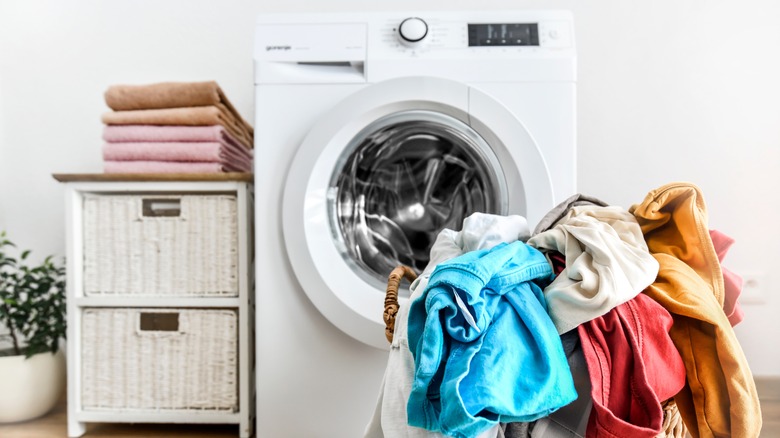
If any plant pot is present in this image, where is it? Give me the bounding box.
[0,349,65,423]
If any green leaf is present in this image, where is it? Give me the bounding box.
[0,232,66,357]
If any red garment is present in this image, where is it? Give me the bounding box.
[578,293,686,438]
[548,251,566,276]
[709,229,745,326]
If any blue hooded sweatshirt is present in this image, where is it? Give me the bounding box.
[407,241,577,438]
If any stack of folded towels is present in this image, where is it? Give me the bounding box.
[101,81,253,173]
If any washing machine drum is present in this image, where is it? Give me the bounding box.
[283,77,554,349]
[333,111,504,286]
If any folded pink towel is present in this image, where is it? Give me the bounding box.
[102,141,252,166]
[104,160,248,174]
[103,125,244,145]
[101,105,252,149]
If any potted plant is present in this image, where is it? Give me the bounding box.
[0,231,66,423]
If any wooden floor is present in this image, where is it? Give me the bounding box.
[1,382,778,437]
[759,376,780,437]
[0,397,239,438]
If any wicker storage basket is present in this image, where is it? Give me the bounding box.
[81,308,238,412]
[83,194,238,297]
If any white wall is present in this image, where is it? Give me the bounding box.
[1,0,778,375]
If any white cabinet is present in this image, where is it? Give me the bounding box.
[55,174,255,437]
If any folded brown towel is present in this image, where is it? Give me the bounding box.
[102,105,252,149]
[104,81,254,136]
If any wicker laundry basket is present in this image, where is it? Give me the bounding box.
[81,308,238,412]
[382,265,688,437]
[657,399,687,438]
[82,194,239,297]
[383,265,418,343]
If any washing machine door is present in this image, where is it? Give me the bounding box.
[283,76,554,349]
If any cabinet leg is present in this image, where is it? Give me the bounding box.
[240,415,254,438]
[68,419,86,437]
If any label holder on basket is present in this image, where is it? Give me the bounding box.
[137,311,183,336]
[142,198,182,217]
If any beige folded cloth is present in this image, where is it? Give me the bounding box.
[102,104,252,149]
[104,81,253,136]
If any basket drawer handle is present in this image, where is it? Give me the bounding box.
[142,198,181,217]
[139,312,180,332]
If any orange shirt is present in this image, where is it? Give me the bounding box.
[630,182,761,438]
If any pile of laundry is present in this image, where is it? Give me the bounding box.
[365,182,761,438]
[101,81,253,174]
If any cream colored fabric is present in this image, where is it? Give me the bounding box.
[527,205,659,334]
[532,193,608,235]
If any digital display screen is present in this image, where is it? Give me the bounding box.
[468,23,539,46]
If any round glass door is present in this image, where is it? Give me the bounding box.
[282,76,554,349]
[328,110,508,291]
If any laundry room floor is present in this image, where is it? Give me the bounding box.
[1,381,778,437]
[0,394,241,438]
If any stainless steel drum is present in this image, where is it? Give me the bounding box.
[328,110,507,291]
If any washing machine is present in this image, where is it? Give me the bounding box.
[254,11,576,437]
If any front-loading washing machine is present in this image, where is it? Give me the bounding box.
[254,11,576,436]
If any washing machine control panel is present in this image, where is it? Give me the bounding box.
[255,11,575,83]
[381,17,571,56]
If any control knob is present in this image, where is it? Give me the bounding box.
[398,17,428,46]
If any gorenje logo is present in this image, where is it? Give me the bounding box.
[266,45,292,51]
